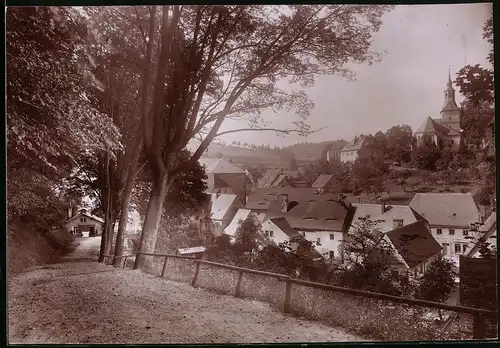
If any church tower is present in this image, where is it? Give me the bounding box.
[440,69,461,131]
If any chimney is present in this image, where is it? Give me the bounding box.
[381,202,386,214]
[280,194,289,213]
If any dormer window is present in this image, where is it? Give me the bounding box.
[393,219,404,228]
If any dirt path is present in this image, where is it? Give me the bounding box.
[8,237,364,344]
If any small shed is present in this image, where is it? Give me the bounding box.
[177,246,207,259]
[66,209,104,237]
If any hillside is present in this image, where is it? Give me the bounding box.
[204,143,292,167]
[203,140,349,167]
[283,139,348,160]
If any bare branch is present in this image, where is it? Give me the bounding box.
[214,126,327,137]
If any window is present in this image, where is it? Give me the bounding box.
[269,230,274,237]
[454,244,461,254]
[316,237,321,246]
[264,230,269,237]
[329,251,334,259]
[449,229,455,235]
[443,243,449,255]
[437,229,442,235]
[330,233,335,240]
[463,229,469,236]
[80,218,83,222]
[393,219,404,228]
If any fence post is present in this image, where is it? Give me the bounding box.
[161,256,169,278]
[122,257,128,269]
[191,262,201,287]
[235,271,244,297]
[473,313,486,339]
[283,279,292,313]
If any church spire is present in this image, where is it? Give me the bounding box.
[447,66,453,89]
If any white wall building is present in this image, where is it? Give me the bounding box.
[409,193,482,258]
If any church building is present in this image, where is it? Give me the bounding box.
[414,71,462,149]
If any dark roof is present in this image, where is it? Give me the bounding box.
[258,168,282,187]
[311,174,334,188]
[341,137,366,152]
[415,117,453,135]
[270,217,302,239]
[266,200,354,232]
[385,220,442,268]
[272,174,289,187]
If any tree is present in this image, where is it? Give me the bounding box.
[411,144,441,171]
[388,169,412,192]
[289,157,298,171]
[351,155,387,200]
[106,4,395,270]
[415,257,455,321]
[6,7,121,233]
[339,217,406,295]
[455,64,494,108]
[385,125,413,163]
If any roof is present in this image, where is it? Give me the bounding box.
[224,208,253,236]
[385,220,442,268]
[203,158,245,174]
[409,193,480,227]
[178,246,206,255]
[341,137,366,152]
[211,194,239,220]
[267,200,354,232]
[415,117,453,135]
[271,174,289,187]
[467,211,497,258]
[259,168,283,187]
[311,174,334,188]
[67,212,104,224]
[351,204,427,232]
[269,217,302,239]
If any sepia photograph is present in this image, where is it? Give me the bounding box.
[6,2,497,344]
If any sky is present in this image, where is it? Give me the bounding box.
[208,3,493,148]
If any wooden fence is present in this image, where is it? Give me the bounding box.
[107,251,497,340]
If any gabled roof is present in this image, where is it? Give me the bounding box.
[341,137,366,152]
[211,194,239,220]
[415,117,452,135]
[409,193,480,227]
[467,211,497,258]
[259,168,283,187]
[246,188,341,210]
[385,220,442,268]
[67,212,104,224]
[311,174,334,188]
[224,208,253,236]
[203,158,245,174]
[270,217,302,239]
[351,203,428,232]
[271,174,289,187]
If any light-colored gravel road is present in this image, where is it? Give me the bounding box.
[8,237,364,344]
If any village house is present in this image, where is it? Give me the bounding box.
[66,208,104,237]
[350,202,427,233]
[257,168,296,188]
[208,193,244,236]
[223,208,262,241]
[199,157,249,204]
[414,71,462,149]
[260,216,304,249]
[368,220,443,278]
[340,135,383,163]
[311,174,338,194]
[323,142,345,163]
[409,193,482,261]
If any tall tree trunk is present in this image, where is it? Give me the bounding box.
[133,174,171,270]
[112,161,140,267]
[98,219,107,262]
[113,7,156,267]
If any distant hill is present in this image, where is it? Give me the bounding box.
[204,143,291,167]
[283,139,348,161]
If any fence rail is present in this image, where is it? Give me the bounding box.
[102,254,135,267]
[109,251,498,339]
